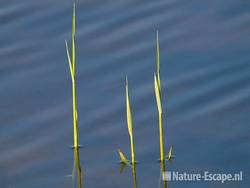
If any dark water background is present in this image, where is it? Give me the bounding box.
[0,0,250,187]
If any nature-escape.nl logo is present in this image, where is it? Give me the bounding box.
[162,171,243,183]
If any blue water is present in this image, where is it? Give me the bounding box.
[0,0,250,187]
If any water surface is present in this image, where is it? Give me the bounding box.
[0,0,250,187]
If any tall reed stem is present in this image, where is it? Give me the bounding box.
[65,3,79,148]
[155,30,165,161]
[126,77,135,164]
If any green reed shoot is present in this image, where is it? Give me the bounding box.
[126,77,136,164]
[65,3,79,148]
[154,30,165,161]
[117,77,136,164]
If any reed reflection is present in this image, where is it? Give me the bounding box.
[159,160,167,188]
[131,164,137,188]
[72,148,83,188]
[119,163,137,188]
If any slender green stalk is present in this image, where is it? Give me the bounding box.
[154,30,165,161]
[65,3,79,148]
[158,112,164,161]
[116,78,136,164]
[126,77,135,164]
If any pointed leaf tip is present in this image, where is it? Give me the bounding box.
[125,76,128,86]
[118,149,129,164]
[65,40,74,81]
[126,80,133,137]
[167,146,173,160]
[72,3,76,34]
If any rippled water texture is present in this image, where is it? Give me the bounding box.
[0,0,250,187]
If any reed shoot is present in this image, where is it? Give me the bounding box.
[65,3,79,148]
[126,77,136,164]
[154,30,165,161]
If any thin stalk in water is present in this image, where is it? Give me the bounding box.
[126,77,135,164]
[154,30,165,161]
[65,3,79,148]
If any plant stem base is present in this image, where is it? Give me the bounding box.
[70,145,84,149]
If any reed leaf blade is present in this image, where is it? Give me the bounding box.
[154,73,162,114]
[65,40,74,82]
[118,149,129,164]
